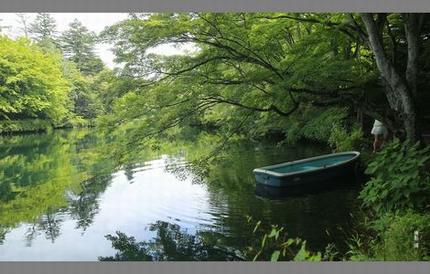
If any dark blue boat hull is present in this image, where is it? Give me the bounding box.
[254,156,359,187]
[255,171,367,200]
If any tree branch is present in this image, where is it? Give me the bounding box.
[203,96,299,117]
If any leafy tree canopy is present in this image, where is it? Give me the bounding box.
[0,36,70,123]
[100,13,377,152]
[60,19,105,76]
[29,13,59,49]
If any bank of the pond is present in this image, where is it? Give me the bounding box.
[0,119,96,135]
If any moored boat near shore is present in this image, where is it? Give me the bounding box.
[253,151,360,187]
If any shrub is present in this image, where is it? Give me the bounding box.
[369,211,430,260]
[0,119,52,134]
[298,107,348,143]
[282,107,365,152]
[55,116,95,129]
[245,217,323,261]
[0,37,70,123]
[345,233,375,261]
[328,125,363,152]
[359,139,430,215]
[283,107,348,144]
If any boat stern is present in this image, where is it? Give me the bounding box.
[253,169,283,187]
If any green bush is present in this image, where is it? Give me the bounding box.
[359,139,430,215]
[345,233,375,261]
[55,116,95,129]
[296,107,348,143]
[0,37,70,123]
[284,107,348,144]
[369,211,430,260]
[0,117,95,134]
[328,125,363,152]
[0,119,53,134]
[283,107,365,152]
[245,217,323,261]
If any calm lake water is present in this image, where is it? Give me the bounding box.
[0,129,361,261]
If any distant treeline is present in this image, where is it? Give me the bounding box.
[0,14,124,134]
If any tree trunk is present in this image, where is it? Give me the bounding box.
[403,13,419,97]
[361,13,419,141]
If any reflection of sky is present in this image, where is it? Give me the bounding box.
[0,158,216,261]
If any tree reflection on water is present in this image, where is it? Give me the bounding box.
[99,221,245,261]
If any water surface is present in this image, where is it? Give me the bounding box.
[0,130,361,260]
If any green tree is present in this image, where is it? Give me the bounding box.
[61,60,99,119]
[60,19,104,75]
[101,13,429,145]
[100,13,374,151]
[29,13,59,49]
[360,13,429,141]
[91,68,143,114]
[0,36,70,123]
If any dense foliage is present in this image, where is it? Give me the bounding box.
[60,19,104,76]
[370,211,430,260]
[359,139,430,214]
[100,13,377,150]
[0,119,53,134]
[0,37,70,123]
[29,13,58,43]
[349,140,430,261]
[0,14,112,133]
[348,211,430,261]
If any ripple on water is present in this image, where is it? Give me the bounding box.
[0,138,360,260]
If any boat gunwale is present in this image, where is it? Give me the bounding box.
[253,151,360,178]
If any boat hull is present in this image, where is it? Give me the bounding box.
[255,174,359,199]
[253,152,360,187]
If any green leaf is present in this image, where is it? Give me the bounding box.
[261,234,268,248]
[253,221,261,233]
[268,227,278,238]
[271,251,281,262]
[293,243,310,261]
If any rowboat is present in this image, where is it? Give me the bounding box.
[253,151,360,187]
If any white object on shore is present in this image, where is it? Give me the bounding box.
[414,230,419,249]
[371,120,388,136]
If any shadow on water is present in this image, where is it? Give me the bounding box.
[255,174,364,200]
[99,166,366,261]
